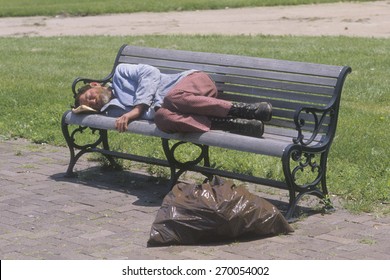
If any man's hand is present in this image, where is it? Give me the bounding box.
[115,104,146,132]
[115,114,131,132]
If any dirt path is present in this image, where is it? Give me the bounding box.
[1,1,389,37]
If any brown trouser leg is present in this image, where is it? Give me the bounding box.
[155,72,232,133]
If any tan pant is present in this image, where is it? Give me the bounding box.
[155,72,232,133]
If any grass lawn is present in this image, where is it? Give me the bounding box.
[0,35,388,215]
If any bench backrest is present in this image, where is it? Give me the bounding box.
[83,45,351,143]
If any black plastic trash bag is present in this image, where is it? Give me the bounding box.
[148,176,293,246]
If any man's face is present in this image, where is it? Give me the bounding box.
[79,84,112,110]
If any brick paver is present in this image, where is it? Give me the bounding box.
[0,140,390,260]
[0,138,389,260]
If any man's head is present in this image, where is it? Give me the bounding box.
[75,82,113,111]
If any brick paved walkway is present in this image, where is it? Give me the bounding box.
[1,138,389,259]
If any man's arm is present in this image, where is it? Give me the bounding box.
[115,104,147,132]
[113,64,161,107]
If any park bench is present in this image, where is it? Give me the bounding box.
[61,44,351,220]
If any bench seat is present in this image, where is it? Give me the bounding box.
[64,111,307,157]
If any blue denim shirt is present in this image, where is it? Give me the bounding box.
[101,64,195,120]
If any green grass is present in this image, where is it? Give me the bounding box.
[0,0,376,17]
[0,35,389,215]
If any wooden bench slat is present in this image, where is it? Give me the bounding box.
[121,45,344,78]
[218,87,332,106]
[266,119,328,133]
[212,75,336,96]
[217,93,328,111]
[119,56,339,87]
[263,127,324,144]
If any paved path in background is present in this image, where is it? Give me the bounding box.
[0,1,389,37]
[1,138,389,259]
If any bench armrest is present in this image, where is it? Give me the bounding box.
[293,105,336,146]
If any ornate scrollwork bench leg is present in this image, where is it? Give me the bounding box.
[61,113,119,177]
[161,138,212,189]
[282,145,334,221]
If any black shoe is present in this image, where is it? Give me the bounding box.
[210,118,264,138]
[228,102,272,122]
